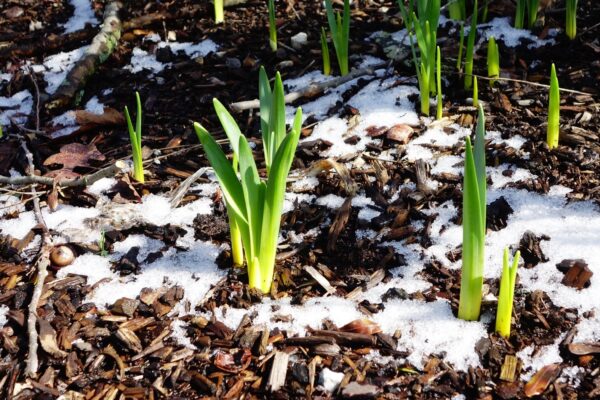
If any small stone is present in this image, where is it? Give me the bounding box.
[291,32,308,50]
[385,124,413,143]
[226,58,241,69]
[341,381,379,398]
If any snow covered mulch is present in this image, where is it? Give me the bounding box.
[2,60,597,379]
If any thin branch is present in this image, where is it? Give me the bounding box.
[229,65,385,112]
[0,161,126,188]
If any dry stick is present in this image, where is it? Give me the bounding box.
[229,65,385,112]
[24,71,52,379]
[0,162,126,187]
[45,1,122,111]
[466,72,594,97]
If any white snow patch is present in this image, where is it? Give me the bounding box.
[0,90,33,125]
[319,368,344,392]
[85,96,104,115]
[0,304,9,328]
[62,0,98,33]
[127,40,218,75]
[38,46,88,94]
[87,178,117,197]
[517,335,565,381]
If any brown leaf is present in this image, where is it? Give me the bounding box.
[0,139,19,175]
[47,186,59,211]
[523,363,561,397]
[386,124,414,143]
[74,108,125,131]
[43,143,105,170]
[568,342,600,355]
[39,318,68,358]
[340,319,382,335]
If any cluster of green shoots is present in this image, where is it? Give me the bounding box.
[458,104,486,321]
[399,0,441,116]
[214,0,224,24]
[565,0,578,39]
[324,0,351,76]
[547,63,560,149]
[457,108,523,338]
[496,248,521,338]
[514,0,539,29]
[194,67,302,293]
[268,0,277,51]
[124,92,144,183]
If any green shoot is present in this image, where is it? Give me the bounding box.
[515,0,525,29]
[98,230,109,257]
[527,0,539,29]
[215,0,224,24]
[481,0,489,22]
[321,27,331,76]
[268,0,277,51]
[566,0,578,39]
[0,125,3,139]
[547,63,560,149]
[325,0,351,76]
[464,0,477,89]
[496,248,521,338]
[458,104,486,321]
[456,23,464,71]
[195,70,303,293]
[473,76,478,108]
[487,36,499,86]
[398,0,441,115]
[436,46,442,120]
[447,0,465,20]
[124,91,144,183]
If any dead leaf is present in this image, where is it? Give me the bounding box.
[44,143,105,171]
[568,342,600,355]
[340,319,382,335]
[74,108,125,131]
[327,196,352,254]
[523,363,561,397]
[39,318,67,358]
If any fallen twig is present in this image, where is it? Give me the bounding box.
[0,161,126,188]
[46,1,122,111]
[229,65,385,112]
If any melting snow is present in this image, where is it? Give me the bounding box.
[62,0,98,33]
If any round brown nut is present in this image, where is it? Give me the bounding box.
[50,245,75,267]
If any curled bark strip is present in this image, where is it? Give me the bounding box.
[45,2,122,111]
[229,66,385,112]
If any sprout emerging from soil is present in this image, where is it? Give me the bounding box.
[459,104,486,321]
[124,91,144,183]
[464,0,477,90]
[527,0,540,29]
[214,0,224,24]
[496,248,521,338]
[547,63,560,149]
[321,27,331,76]
[566,0,578,39]
[268,0,277,51]
[487,36,499,85]
[398,0,441,115]
[324,0,351,76]
[194,69,302,293]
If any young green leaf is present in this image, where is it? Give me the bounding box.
[547,63,560,149]
[464,0,478,89]
[565,0,578,39]
[496,248,521,338]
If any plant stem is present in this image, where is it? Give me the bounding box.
[321,28,331,76]
[464,0,478,89]
[268,0,277,51]
[547,63,560,149]
[436,46,442,120]
[215,0,224,23]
